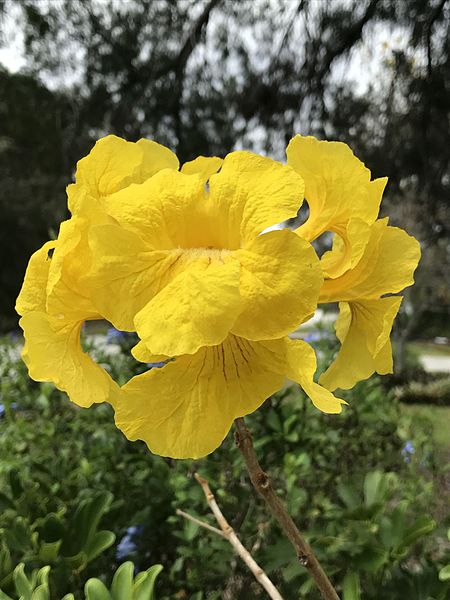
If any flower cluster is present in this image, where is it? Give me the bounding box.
[16,135,420,458]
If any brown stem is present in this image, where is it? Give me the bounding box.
[234,417,340,600]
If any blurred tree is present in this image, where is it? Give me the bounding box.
[0,0,448,349]
[0,67,71,329]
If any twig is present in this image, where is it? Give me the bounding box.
[234,417,340,600]
[176,508,226,538]
[193,473,284,600]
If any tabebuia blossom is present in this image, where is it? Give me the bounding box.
[16,134,420,458]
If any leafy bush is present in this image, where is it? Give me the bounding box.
[394,376,450,406]
[0,333,449,599]
[0,561,162,600]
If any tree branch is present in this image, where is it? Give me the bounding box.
[193,473,285,600]
[310,0,379,84]
[176,508,226,538]
[234,417,340,600]
[154,0,220,80]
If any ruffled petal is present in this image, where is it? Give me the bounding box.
[319,297,403,391]
[209,151,304,248]
[284,338,346,413]
[114,335,288,459]
[134,259,242,356]
[16,241,56,315]
[95,169,210,249]
[20,312,116,407]
[181,156,223,181]
[231,229,322,340]
[320,218,372,279]
[136,137,180,177]
[87,223,186,330]
[319,219,421,302]
[287,135,387,277]
[131,340,168,363]
[73,135,178,202]
[46,218,99,321]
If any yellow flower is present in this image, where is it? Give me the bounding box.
[80,144,324,357]
[16,220,118,407]
[287,136,421,391]
[17,133,419,459]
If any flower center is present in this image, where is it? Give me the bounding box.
[179,247,231,262]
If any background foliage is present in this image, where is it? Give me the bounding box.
[0,332,449,599]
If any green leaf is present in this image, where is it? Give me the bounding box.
[38,540,62,563]
[85,531,116,562]
[438,565,450,582]
[134,565,163,600]
[342,572,360,600]
[110,562,134,600]
[7,519,33,553]
[401,515,436,547]
[379,501,408,549]
[8,470,24,499]
[60,595,76,600]
[336,482,360,510]
[0,544,12,576]
[40,514,65,543]
[68,492,112,554]
[13,564,32,599]
[31,584,49,600]
[36,566,50,588]
[363,471,384,507]
[0,591,13,600]
[266,410,282,432]
[354,546,387,573]
[84,578,112,600]
[0,493,14,511]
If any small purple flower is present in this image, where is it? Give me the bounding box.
[106,328,128,343]
[146,361,168,369]
[0,403,18,419]
[116,535,137,560]
[401,441,415,463]
[115,525,144,561]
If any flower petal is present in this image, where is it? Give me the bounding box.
[46,218,99,321]
[319,297,403,391]
[73,135,178,202]
[181,156,223,181]
[231,229,322,340]
[319,219,421,302]
[95,169,210,249]
[320,218,372,279]
[16,241,56,315]
[284,338,346,413]
[209,151,304,247]
[134,259,242,356]
[287,135,387,277]
[87,223,186,330]
[136,137,180,177]
[114,335,287,458]
[20,312,116,407]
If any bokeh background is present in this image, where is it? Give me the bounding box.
[0,1,449,599]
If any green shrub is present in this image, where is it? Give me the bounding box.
[0,333,449,599]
